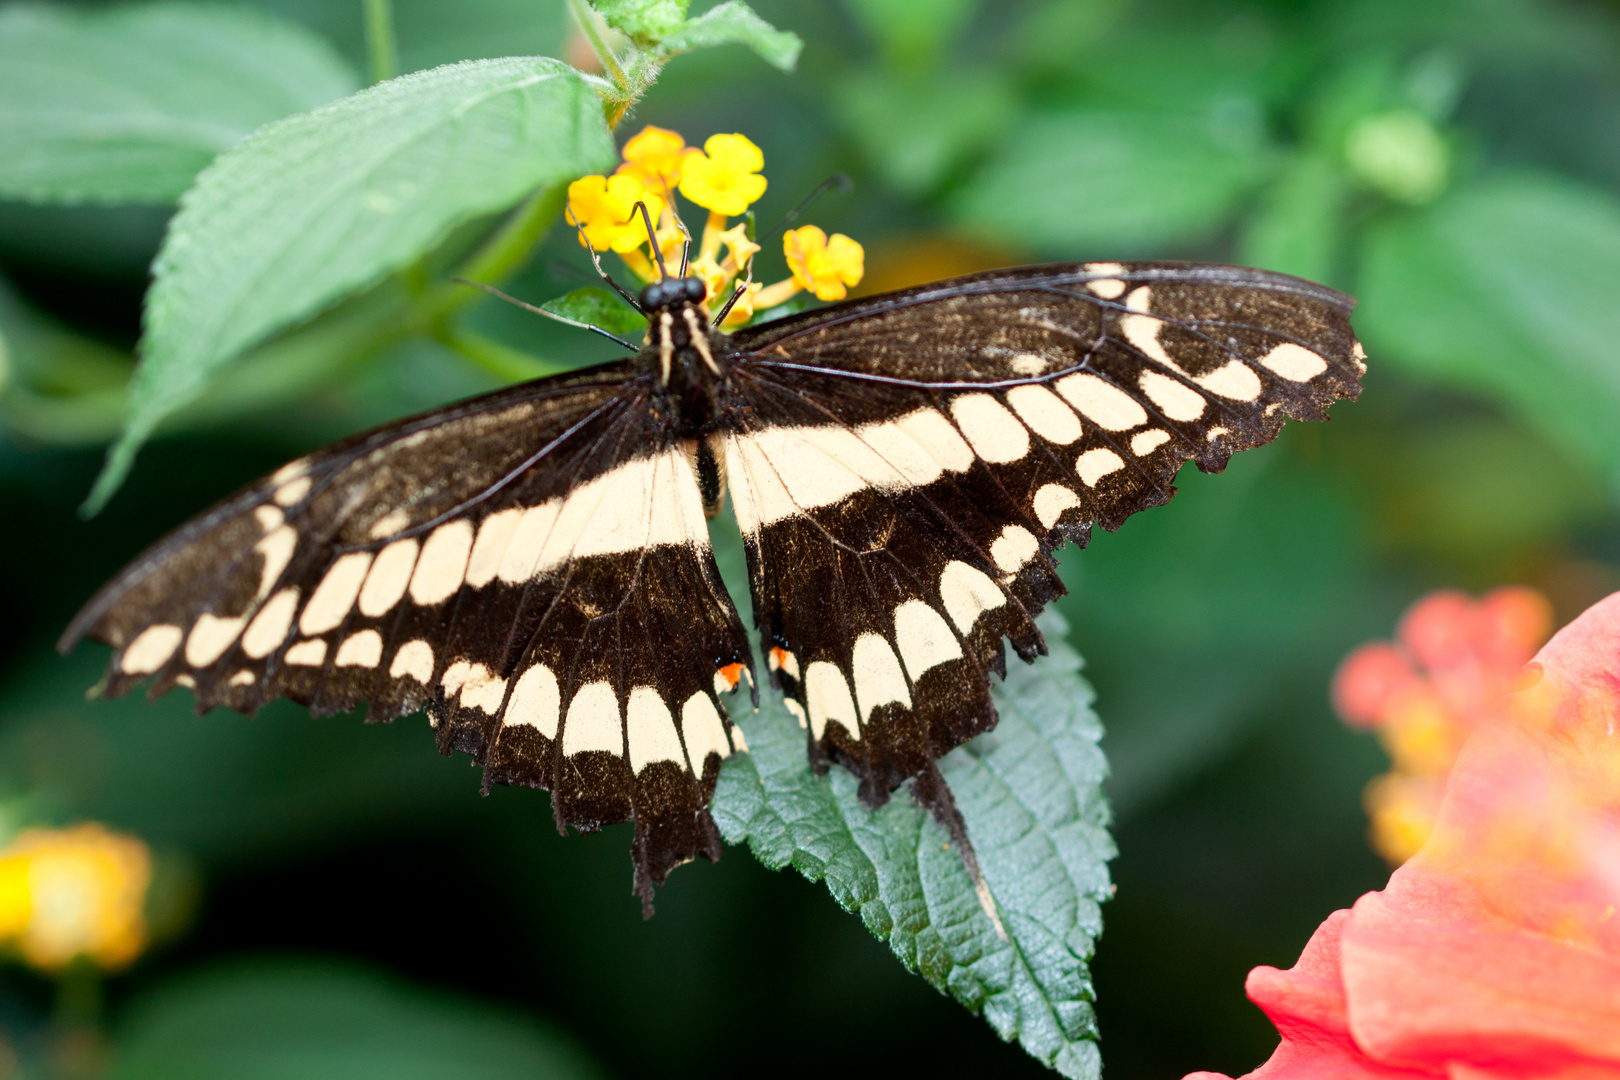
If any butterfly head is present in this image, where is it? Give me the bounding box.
[640,276,707,312]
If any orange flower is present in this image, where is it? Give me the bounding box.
[783,226,864,301]
[0,823,152,972]
[1187,590,1620,1080]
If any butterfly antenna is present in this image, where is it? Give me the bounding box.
[567,207,647,313]
[760,174,853,244]
[632,201,669,280]
[450,278,641,351]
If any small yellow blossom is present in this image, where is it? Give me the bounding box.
[784,226,865,301]
[679,134,767,216]
[567,173,666,254]
[619,125,690,189]
[0,824,151,972]
[714,221,760,274]
[719,282,762,327]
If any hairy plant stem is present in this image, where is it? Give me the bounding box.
[361,0,398,84]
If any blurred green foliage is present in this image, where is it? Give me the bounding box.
[2,0,1619,1077]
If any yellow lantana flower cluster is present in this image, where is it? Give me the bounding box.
[0,823,152,972]
[566,126,863,328]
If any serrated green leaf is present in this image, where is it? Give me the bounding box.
[539,286,648,337]
[708,528,1112,1078]
[951,108,1274,255]
[108,962,607,1080]
[1357,173,1620,488]
[659,1,803,72]
[0,3,359,205]
[595,0,689,41]
[88,57,616,513]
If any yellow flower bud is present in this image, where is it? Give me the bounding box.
[783,226,864,301]
[679,134,767,216]
[0,824,152,972]
[620,125,690,189]
[566,173,666,254]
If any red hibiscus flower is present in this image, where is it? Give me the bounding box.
[1188,591,1620,1080]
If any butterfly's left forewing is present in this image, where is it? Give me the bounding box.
[63,363,753,905]
[723,261,1365,809]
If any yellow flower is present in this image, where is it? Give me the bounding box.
[0,824,152,972]
[619,125,690,189]
[719,281,761,327]
[567,173,666,254]
[679,134,767,216]
[783,226,865,301]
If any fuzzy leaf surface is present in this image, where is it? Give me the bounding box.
[91,57,615,511]
[0,3,358,204]
[540,286,648,337]
[709,525,1112,1078]
[659,2,803,72]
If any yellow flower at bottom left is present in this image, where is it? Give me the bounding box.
[0,823,152,972]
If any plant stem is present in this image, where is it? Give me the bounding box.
[420,183,568,327]
[362,0,399,84]
[566,0,627,89]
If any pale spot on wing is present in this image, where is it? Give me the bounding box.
[1197,360,1263,402]
[368,510,409,540]
[627,687,684,773]
[185,613,246,667]
[440,659,478,696]
[467,509,522,588]
[1260,342,1329,382]
[409,520,473,605]
[174,673,195,688]
[334,629,383,668]
[1077,447,1125,486]
[1120,287,1183,374]
[242,588,299,658]
[389,639,434,684]
[784,698,809,730]
[273,476,312,506]
[230,669,255,687]
[505,663,560,736]
[892,600,962,682]
[562,681,622,756]
[285,639,327,666]
[254,506,283,532]
[254,526,297,600]
[681,692,732,766]
[1352,341,1368,375]
[951,394,1030,464]
[271,461,307,485]
[1054,373,1147,431]
[1034,484,1081,528]
[460,669,507,714]
[358,538,418,617]
[300,552,373,635]
[938,561,1005,635]
[1207,426,1230,441]
[1083,263,1127,299]
[767,646,800,680]
[1006,384,1082,444]
[121,624,182,675]
[1131,429,1172,456]
[1009,353,1048,376]
[892,408,974,471]
[805,661,859,740]
[989,524,1040,573]
[852,634,911,720]
[1139,370,1207,421]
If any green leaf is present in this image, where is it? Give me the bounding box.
[843,0,978,69]
[951,109,1274,255]
[595,0,689,41]
[108,961,607,1080]
[88,57,616,512]
[0,3,360,205]
[708,527,1112,1078]
[836,68,1014,196]
[1357,173,1620,488]
[659,1,803,72]
[539,286,648,337]
[1239,151,1351,284]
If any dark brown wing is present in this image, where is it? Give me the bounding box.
[720,261,1364,808]
[61,361,753,908]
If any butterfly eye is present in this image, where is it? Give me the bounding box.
[639,281,668,309]
[683,277,706,302]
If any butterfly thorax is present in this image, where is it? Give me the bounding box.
[640,278,733,437]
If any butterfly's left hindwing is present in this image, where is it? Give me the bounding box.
[62,363,753,908]
[723,262,1364,810]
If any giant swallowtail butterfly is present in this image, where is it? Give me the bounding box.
[61,261,1364,911]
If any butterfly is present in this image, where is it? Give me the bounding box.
[60,260,1365,912]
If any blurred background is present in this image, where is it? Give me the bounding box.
[3,0,1620,1076]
